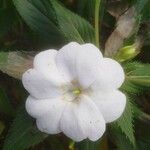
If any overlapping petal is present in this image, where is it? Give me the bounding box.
[56,42,124,90]
[91,90,126,123]
[26,96,66,134]
[60,95,105,141]
[76,44,103,88]
[56,42,80,82]
[22,49,69,99]
[90,58,125,91]
[56,42,103,88]
[22,69,62,99]
[34,50,66,84]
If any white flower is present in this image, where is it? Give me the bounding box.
[22,42,126,142]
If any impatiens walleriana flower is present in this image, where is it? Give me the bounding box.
[22,42,126,142]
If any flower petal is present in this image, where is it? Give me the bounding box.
[26,96,66,134]
[34,49,65,84]
[22,69,62,99]
[60,95,105,141]
[56,42,103,88]
[60,102,86,141]
[76,44,103,88]
[90,58,125,91]
[91,90,126,123]
[56,42,81,82]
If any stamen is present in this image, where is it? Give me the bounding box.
[72,88,81,95]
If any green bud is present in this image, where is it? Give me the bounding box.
[114,45,140,62]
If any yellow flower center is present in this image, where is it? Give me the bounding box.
[72,88,81,95]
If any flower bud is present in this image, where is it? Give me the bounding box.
[114,45,140,62]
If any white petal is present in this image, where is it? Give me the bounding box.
[22,69,62,99]
[91,90,126,123]
[34,50,65,85]
[56,42,103,88]
[56,42,81,82]
[60,95,105,141]
[26,96,66,134]
[91,58,125,91]
[60,102,86,141]
[76,44,103,88]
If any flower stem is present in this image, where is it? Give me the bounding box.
[69,140,75,150]
[95,0,101,48]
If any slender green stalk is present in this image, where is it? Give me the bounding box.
[95,0,101,48]
[69,141,75,150]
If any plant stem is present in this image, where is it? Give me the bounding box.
[69,141,75,150]
[95,0,101,48]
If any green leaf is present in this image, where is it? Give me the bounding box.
[129,64,150,76]
[12,0,65,45]
[3,105,48,150]
[140,1,150,22]
[123,61,144,73]
[0,88,14,116]
[122,62,150,93]
[135,0,149,14]
[116,135,135,150]
[121,80,142,95]
[50,0,95,44]
[115,96,135,145]
[77,0,106,30]
[133,0,150,22]
[128,76,150,88]
[13,0,95,45]
[110,124,135,150]
[0,8,15,39]
[77,0,96,20]
[126,64,150,88]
